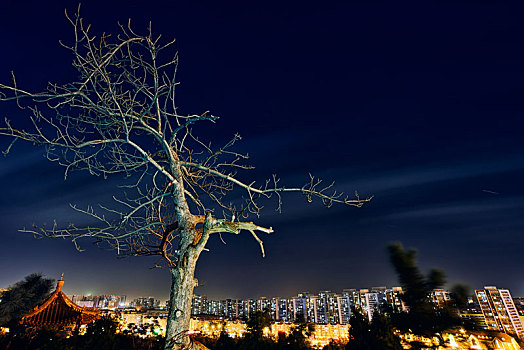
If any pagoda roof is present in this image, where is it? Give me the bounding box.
[20,277,100,328]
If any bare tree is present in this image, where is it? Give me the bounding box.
[0,8,370,350]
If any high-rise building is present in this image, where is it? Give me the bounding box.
[327,293,341,324]
[226,299,238,319]
[385,287,405,312]
[363,292,380,322]
[317,291,341,324]
[371,286,387,306]
[305,295,319,323]
[256,297,270,313]
[277,298,288,322]
[131,297,159,310]
[192,295,208,315]
[351,289,379,322]
[271,297,288,321]
[475,286,524,339]
[338,291,353,324]
[431,289,451,308]
[207,299,220,316]
[291,295,307,322]
[69,294,126,309]
[98,295,127,309]
[247,299,257,317]
[316,292,329,324]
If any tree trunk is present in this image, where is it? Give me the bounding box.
[164,229,209,350]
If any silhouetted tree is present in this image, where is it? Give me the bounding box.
[0,7,370,349]
[322,339,345,350]
[85,315,119,337]
[450,283,470,310]
[283,313,313,350]
[346,309,401,350]
[245,311,272,342]
[387,242,464,335]
[369,313,403,350]
[214,330,238,350]
[0,326,63,350]
[0,273,54,328]
[388,243,439,314]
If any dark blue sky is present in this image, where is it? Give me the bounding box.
[1,0,523,301]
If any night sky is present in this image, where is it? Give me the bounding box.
[1,0,524,301]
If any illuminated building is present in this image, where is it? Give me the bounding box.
[70,295,96,308]
[305,294,319,323]
[431,289,451,307]
[351,289,365,314]
[350,289,379,322]
[256,297,270,312]
[309,324,350,348]
[337,293,352,324]
[305,295,318,323]
[270,297,288,321]
[188,285,403,324]
[188,316,350,348]
[117,309,168,336]
[131,297,159,310]
[226,299,238,319]
[364,292,380,322]
[371,286,387,305]
[278,298,288,321]
[246,298,256,316]
[398,329,522,350]
[209,300,226,317]
[459,313,487,330]
[291,295,307,322]
[315,291,343,324]
[476,286,524,339]
[316,292,329,324]
[69,294,126,309]
[191,295,208,315]
[98,295,127,309]
[385,287,405,312]
[328,294,342,324]
[236,299,248,319]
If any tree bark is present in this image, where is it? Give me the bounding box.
[165,225,209,350]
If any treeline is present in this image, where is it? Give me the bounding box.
[193,311,319,350]
[0,316,163,350]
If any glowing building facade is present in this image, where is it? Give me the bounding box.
[475,286,524,339]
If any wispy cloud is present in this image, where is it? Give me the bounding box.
[380,196,524,221]
[338,153,524,194]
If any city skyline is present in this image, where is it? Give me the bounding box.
[3,277,521,303]
[1,0,524,301]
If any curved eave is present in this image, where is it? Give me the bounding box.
[20,290,100,325]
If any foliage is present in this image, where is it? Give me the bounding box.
[245,311,272,342]
[191,313,317,350]
[322,339,345,350]
[278,313,313,350]
[388,243,441,313]
[213,330,238,350]
[387,242,464,335]
[450,283,470,310]
[86,315,119,336]
[0,318,163,350]
[346,310,402,350]
[0,273,54,327]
